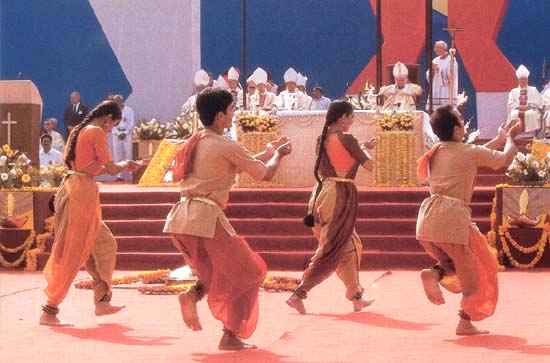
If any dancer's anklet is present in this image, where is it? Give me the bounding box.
[458,309,471,320]
[42,305,59,316]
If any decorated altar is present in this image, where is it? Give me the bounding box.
[488,184,550,269]
[275,110,431,187]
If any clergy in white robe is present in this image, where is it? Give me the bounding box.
[247,67,277,112]
[508,65,542,136]
[541,84,550,137]
[112,95,135,180]
[276,68,308,110]
[427,40,458,108]
[227,66,243,107]
[380,62,420,111]
[297,73,313,110]
[181,69,211,113]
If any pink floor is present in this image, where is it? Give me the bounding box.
[2,269,550,363]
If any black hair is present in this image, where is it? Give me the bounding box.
[430,104,461,141]
[40,134,53,142]
[195,88,234,126]
[64,100,122,168]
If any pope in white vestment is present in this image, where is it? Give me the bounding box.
[541,84,550,137]
[508,65,542,136]
[277,68,308,110]
[380,62,421,111]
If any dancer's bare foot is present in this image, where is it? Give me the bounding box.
[178,292,202,331]
[456,318,490,335]
[286,294,306,315]
[95,301,126,316]
[420,269,445,305]
[218,329,257,351]
[39,312,73,326]
[353,297,375,312]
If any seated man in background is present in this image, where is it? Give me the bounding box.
[42,118,66,153]
[39,134,63,167]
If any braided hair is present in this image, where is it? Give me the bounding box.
[304,99,354,226]
[64,100,122,168]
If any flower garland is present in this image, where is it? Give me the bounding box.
[74,269,171,289]
[498,224,550,269]
[138,140,179,187]
[236,131,282,188]
[0,230,35,268]
[74,270,299,294]
[375,131,416,186]
[25,216,55,271]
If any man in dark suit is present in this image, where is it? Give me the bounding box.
[63,91,89,134]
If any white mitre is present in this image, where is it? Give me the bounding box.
[252,67,268,85]
[297,73,308,87]
[283,67,298,83]
[215,75,228,89]
[516,64,530,79]
[393,62,408,78]
[228,66,240,81]
[193,69,209,87]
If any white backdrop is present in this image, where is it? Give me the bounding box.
[89,0,201,121]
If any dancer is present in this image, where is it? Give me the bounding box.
[416,105,519,335]
[164,88,292,350]
[40,101,142,326]
[286,99,376,315]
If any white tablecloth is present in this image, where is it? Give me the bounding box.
[273,110,435,187]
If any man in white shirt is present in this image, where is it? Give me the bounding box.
[508,65,542,137]
[310,86,331,110]
[113,95,135,181]
[43,118,65,153]
[39,134,63,167]
[277,68,308,110]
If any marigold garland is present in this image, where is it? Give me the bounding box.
[74,270,299,294]
[498,224,550,269]
[74,269,171,289]
[138,140,179,187]
[0,230,35,268]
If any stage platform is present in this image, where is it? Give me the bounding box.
[2,269,549,363]
[29,172,502,271]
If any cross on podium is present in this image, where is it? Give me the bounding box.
[1,112,18,145]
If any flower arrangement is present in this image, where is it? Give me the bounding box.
[39,164,66,187]
[505,152,550,185]
[133,118,193,141]
[236,114,277,133]
[0,144,38,189]
[376,112,414,132]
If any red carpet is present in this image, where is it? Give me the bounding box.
[2,269,550,362]
[36,172,501,271]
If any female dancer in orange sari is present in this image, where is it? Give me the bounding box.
[416,105,519,335]
[286,99,376,314]
[40,101,141,326]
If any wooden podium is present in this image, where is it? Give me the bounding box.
[0,81,43,164]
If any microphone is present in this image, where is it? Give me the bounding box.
[17,72,22,80]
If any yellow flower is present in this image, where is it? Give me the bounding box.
[6,150,14,157]
[21,174,31,183]
[2,144,11,153]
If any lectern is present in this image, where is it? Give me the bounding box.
[0,81,43,165]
